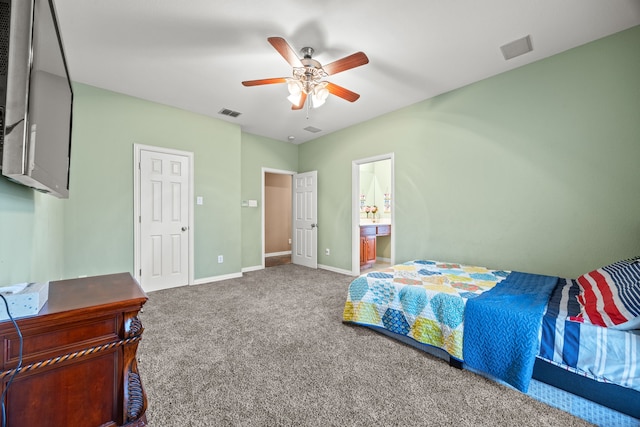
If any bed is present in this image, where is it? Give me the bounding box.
[342,259,640,421]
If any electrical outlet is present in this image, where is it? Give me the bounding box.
[217,255,223,263]
[288,238,292,245]
[325,248,330,256]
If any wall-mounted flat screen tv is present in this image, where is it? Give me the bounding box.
[0,0,73,198]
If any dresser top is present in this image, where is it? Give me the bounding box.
[1,273,147,328]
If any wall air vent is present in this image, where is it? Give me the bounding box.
[304,126,322,133]
[218,108,242,118]
[500,35,533,60]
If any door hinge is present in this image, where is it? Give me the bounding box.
[139,269,142,276]
[139,215,141,223]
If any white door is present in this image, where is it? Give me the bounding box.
[292,171,317,268]
[139,149,190,291]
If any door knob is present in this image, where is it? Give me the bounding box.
[311,223,318,229]
[181,226,188,232]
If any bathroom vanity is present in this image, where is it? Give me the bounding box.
[360,223,391,268]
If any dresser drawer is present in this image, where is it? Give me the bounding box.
[376,225,390,236]
[360,225,377,236]
[4,314,120,366]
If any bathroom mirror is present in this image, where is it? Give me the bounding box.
[359,159,391,220]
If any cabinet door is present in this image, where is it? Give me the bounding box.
[365,236,376,263]
[8,351,119,426]
[360,237,366,265]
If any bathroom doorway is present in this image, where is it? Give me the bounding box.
[352,154,395,276]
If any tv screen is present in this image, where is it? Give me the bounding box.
[0,0,73,198]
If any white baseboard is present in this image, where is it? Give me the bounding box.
[192,263,354,284]
[242,265,264,273]
[265,251,292,257]
[192,272,243,286]
[318,264,356,276]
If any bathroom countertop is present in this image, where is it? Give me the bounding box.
[359,218,391,226]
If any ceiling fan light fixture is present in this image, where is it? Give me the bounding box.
[311,83,329,108]
[287,79,302,95]
[287,92,302,105]
[242,37,369,111]
[287,79,304,105]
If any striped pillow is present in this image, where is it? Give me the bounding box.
[573,257,640,329]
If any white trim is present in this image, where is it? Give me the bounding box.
[266,251,292,257]
[242,265,264,273]
[262,167,296,269]
[133,143,195,288]
[352,153,395,276]
[193,272,243,286]
[318,264,356,276]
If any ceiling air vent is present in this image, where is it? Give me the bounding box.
[218,108,242,118]
[500,35,533,60]
[304,126,322,133]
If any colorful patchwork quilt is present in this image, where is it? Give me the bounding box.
[342,260,510,360]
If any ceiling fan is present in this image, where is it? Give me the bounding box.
[242,37,369,110]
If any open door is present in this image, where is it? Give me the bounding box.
[292,171,317,268]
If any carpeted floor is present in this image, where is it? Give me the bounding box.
[137,264,593,427]
[265,254,291,267]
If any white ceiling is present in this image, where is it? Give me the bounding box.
[54,0,640,144]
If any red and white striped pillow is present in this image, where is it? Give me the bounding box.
[572,258,640,330]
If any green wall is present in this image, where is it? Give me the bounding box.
[299,25,640,278]
[0,181,65,285]
[1,26,637,286]
[241,133,298,269]
[64,84,242,280]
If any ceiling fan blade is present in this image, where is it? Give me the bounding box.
[242,77,287,87]
[268,37,303,68]
[323,52,369,75]
[291,92,307,110]
[326,82,360,102]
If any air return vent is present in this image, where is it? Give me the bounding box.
[218,108,242,118]
[304,126,322,133]
[500,35,533,60]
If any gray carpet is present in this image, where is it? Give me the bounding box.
[137,264,592,427]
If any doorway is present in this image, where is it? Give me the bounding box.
[262,168,318,269]
[264,171,293,267]
[352,154,395,276]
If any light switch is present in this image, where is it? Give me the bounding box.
[196,196,203,205]
[248,200,258,207]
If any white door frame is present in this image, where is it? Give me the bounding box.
[352,153,395,276]
[261,167,295,269]
[133,143,195,287]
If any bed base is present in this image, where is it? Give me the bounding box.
[359,325,639,424]
[532,358,640,419]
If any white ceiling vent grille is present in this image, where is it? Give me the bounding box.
[500,35,533,60]
[304,126,322,133]
[218,108,242,118]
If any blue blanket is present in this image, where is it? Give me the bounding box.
[463,271,558,392]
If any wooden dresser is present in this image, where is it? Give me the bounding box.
[0,273,148,427]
